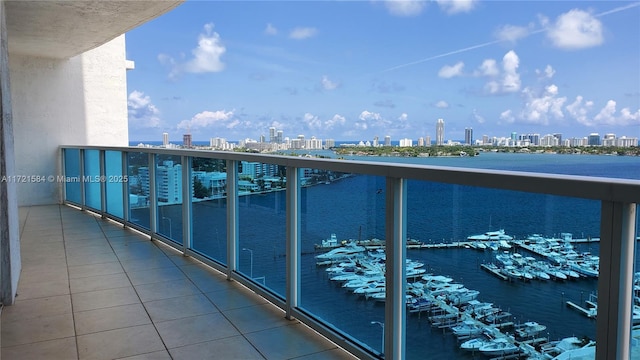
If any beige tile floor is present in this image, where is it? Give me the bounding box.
[2,205,358,360]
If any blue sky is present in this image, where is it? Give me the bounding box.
[126,1,640,142]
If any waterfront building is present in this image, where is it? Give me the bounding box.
[373,136,379,147]
[618,136,638,147]
[602,133,616,147]
[417,137,424,147]
[325,138,335,149]
[482,134,490,145]
[183,133,192,148]
[464,127,473,145]
[162,132,169,146]
[588,133,601,146]
[436,118,445,145]
[384,135,391,146]
[277,130,283,143]
[306,136,323,150]
[399,138,413,147]
[540,134,560,147]
[193,170,227,197]
[425,135,431,146]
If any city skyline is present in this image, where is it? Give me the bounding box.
[126,1,640,142]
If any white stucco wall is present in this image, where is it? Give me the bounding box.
[9,35,129,205]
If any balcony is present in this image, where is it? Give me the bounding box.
[2,204,354,359]
[3,146,640,359]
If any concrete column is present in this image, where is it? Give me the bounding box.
[0,0,21,305]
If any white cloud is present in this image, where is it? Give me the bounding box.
[547,9,604,50]
[326,114,347,129]
[303,113,322,130]
[435,100,449,109]
[177,110,235,130]
[264,23,278,36]
[384,0,427,17]
[566,96,595,125]
[398,113,408,121]
[127,91,161,128]
[593,100,640,126]
[501,50,520,93]
[482,51,521,94]
[321,75,339,90]
[500,109,515,123]
[518,84,567,125]
[184,23,226,73]
[438,61,464,78]
[160,23,226,78]
[494,24,530,43]
[472,109,485,124]
[475,59,499,77]
[536,65,555,79]
[356,110,389,130]
[435,0,477,14]
[289,27,318,40]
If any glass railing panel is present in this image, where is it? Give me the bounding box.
[237,161,287,294]
[405,181,600,359]
[105,150,124,219]
[63,148,81,204]
[128,152,150,230]
[298,171,386,354]
[83,149,101,210]
[191,157,227,264]
[156,154,183,244]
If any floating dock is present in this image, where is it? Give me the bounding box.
[481,263,508,281]
[566,301,596,318]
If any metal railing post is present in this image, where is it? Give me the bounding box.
[149,153,157,235]
[99,149,106,218]
[286,166,301,320]
[182,156,192,253]
[385,176,407,360]
[596,202,637,360]
[122,151,129,224]
[79,149,86,210]
[226,160,239,279]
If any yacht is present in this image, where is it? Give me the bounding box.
[315,242,366,262]
[478,338,520,356]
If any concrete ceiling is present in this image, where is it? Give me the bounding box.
[6,0,183,58]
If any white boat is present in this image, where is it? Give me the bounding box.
[315,242,366,261]
[478,338,520,356]
[342,275,384,289]
[468,229,513,242]
[569,260,599,278]
[451,320,485,337]
[496,252,513,266]
[460,336,492,352]
[316,233,341,248]
[447,289,480,305]
[516,321,547,338]
[353,282,386,295]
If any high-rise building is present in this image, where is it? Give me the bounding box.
[399,138,413,147]
[162,132,169,146]
[325,139,335,149]
[588,133,601,146]
[464,128,473,145]
[183,134,192,148]
[269,127,276,143]
[373,136,379,147]
[425,135,431,146]
[417,137,424,147]
[436,118,445,145]
[276,130,283,144]
[384,135,391,146]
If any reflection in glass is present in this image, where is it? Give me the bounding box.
[192,157,227,264]
[156,154,183,244]
[105,151,124,219]
[83,149,101,210]
[63,148,81,204]
[237,161,288,293]
[128,152,150,230]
